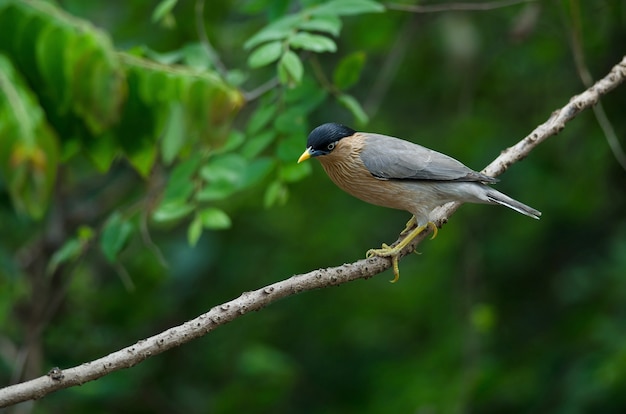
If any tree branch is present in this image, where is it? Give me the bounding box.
[386,0,537,13]
[2,55,625,408]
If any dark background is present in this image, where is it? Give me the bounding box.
[2,0,626,413]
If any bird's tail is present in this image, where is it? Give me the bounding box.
[485,189,541,219]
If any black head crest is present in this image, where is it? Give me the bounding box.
[307,123,356,151]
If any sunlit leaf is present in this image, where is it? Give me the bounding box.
[244,14,300,50]
[152,201,195,223]
[187,214,203,246]
[198,207,232,230]
[197,154,246,201]
[278,50,303,86]
[160,102,186,165]
[151,0,178,23]
[199,154,247,186]
[248,41,283,68]
[196,180,239,201]
[297,14,342,37]
[311,0,385,16]
[288,33,336,53]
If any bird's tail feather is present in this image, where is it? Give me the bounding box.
[486,189,541,219]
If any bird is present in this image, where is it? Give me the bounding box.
[297,122,541,282]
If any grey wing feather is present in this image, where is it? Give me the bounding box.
[359,133,497,183]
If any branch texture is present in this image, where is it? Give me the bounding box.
[1,55,625,408]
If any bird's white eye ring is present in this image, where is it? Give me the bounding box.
[327,142,336,151]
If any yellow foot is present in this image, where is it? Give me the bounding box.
[366,222,438,283]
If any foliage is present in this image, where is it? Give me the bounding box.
[1,0,626,412]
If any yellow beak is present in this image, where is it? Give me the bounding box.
[297,148,313,163]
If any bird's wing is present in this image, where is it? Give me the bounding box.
[359,133,497,183]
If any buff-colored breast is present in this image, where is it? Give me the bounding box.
[316,133,442,223]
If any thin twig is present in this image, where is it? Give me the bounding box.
[566,0,626,171]
[1,55,625,408]
[364,16,420,117]
[243,77,280,102]
[195,0,228,78]
[386,0,536,13]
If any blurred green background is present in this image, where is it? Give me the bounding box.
[1,0,626,413]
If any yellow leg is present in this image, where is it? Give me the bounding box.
[400,216,416,235]
[367,221,438,283]
[400,216,438,240]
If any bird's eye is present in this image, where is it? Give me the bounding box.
[327,142,336,151]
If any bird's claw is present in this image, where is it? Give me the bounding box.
[366,244,402,283]
[366,221,438,283]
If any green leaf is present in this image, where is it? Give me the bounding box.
[120,53,244,161]
[100,212,134,263]
[83,131,119,173]
[160,102,186,165]
[152,201,195,223]
[199,207,232,230]
[311,0,385,16]
[274,109,306,135]
[288,33,336,53]
[182,42,213,70]
[225,69,248,86]
[337,93,369,126]
[277,135,306,163]
[241,131,277,160]
[161,153,201,203]
[196,180,238,202]
[264,180,288,208]
[279,161,311,183]
[241,157,275,188]
[471,303,496,334]
[284,77,328,114]
[46,227,94,275]
[297,14,342,37]
[28,3,128,134]
[0,54,58,219]
[137,45,185,65]
[278,50,303,86]
[152,0,178,23]
[197,154,247,201]
[188,214,203,246]
[217,129,246,154]
[244,14,300,50]
[47,239,83,276]
[35,22,71,111]
[246,103,277,136]
[248,41,283,68]
[333,51,366,90]
[199,154,247,186]
[154,153,200,223]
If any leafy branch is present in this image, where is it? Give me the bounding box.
[1,54,624,409]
